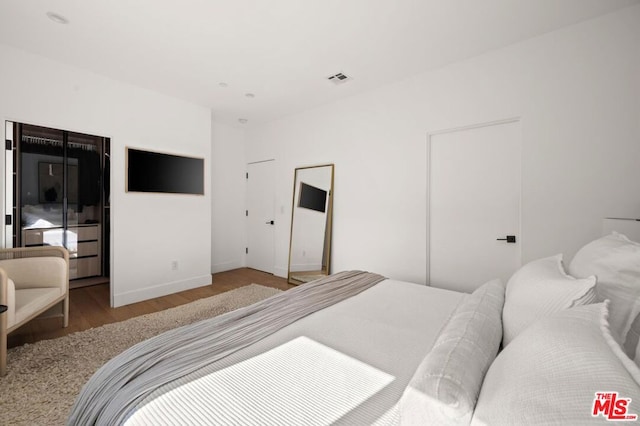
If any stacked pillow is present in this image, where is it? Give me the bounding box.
[501,231,640,350]
[569,232,640,360]
[472,302,640,425]
[501,254,596,346]
[472,231,640,423]
[400,232,640,424]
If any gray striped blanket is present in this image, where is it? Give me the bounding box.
[68,270,386,425]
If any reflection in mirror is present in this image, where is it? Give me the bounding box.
[288,164,334,285]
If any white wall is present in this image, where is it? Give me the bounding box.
[245,6,640,285]
[0,44,212,306]
[211,121,247,273]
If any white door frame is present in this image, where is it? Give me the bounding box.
[2,120,13,248]
[426,117,522,285]
[3,118,115,305]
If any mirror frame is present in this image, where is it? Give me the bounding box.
[287,164,334,285]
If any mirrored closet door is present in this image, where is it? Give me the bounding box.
[5,121,110,288]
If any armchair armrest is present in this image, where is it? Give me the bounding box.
[0,246,69,262]
[0,267,8,312]
[0,246,69,290]
[0,257,67,290]
[0,267,15,332]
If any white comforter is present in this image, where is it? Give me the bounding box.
[126,280,463,425]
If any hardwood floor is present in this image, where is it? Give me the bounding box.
[7,268,293,349]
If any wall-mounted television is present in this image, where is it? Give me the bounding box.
[127,148,204,195]
[298,182,327,213]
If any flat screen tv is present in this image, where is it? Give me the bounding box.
[127,148,204,195]
[298,182,327,213]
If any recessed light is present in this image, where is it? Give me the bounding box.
[238,118,248,124]
[46,12,69,25]
[245,93,255,98]
[218,82,229,88]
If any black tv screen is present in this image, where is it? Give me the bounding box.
[298,182,327,213]
[127,148,204,195]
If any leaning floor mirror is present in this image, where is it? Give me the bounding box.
[287,164,334,285]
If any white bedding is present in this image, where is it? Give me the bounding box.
[70,231,640,425]
[22,204,65,229]
[125,280,464,425]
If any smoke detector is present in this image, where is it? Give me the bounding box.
[327,72,351,85]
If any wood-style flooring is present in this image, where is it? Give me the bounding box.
[7,268,293,349]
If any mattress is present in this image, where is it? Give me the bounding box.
[125,279,464,425]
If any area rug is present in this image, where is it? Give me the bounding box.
[0,284,281,426]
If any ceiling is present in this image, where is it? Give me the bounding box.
[0,0,638,126]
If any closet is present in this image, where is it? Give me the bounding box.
[5,122,110,288]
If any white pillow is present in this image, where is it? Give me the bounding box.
[569,232,640,359]
[471,303,640,425]
[399,279,504,425]
[502,254,596,347]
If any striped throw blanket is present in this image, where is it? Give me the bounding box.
[68,270,386,425]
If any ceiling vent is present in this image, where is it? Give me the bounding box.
[327,72,351,84]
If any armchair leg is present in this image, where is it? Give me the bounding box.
[63,295,69,328]
[1,326,6,376]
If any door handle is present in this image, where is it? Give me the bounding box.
[265,220,275,225]
[497,235,516,243]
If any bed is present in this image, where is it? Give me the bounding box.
[69,232,640,425]
[21,204,67,229]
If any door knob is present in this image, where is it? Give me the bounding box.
[265,220,275,225]
[497,235,516,243]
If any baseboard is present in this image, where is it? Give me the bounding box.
[113,274,212,307]
[212,259,243,274]
[273,266,288,278]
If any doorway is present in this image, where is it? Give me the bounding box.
[428,119,521,293]
[4,121,111,289]
[246,160,275,274]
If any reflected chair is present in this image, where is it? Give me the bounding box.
[0,246,69,376]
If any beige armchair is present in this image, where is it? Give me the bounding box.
[0,246,69,376]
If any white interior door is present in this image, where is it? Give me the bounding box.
[247,160,275,273]
[429,120,521,293]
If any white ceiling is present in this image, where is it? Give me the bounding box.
[0,0,638,126]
